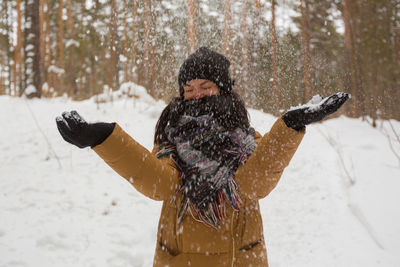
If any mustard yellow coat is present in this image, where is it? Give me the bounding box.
[93,118,304,267]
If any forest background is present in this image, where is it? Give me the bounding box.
[0,0,399,122]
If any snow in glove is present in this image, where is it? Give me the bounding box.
[282,92,350,131]
[56,111,115,148]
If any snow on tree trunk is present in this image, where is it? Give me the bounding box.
[24,0,42,98]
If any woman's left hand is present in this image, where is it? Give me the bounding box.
[282,92,351,131]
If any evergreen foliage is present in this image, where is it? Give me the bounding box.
[0,0,398,120]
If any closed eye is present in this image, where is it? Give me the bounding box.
[184,85,193,92]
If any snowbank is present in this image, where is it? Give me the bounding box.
[0,89,399,267]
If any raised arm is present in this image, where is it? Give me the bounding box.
[56,111,179,201]
[235,118,304,200]
[236,92,350,200]
[92,124,179,200]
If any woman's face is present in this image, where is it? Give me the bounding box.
[183,79,220,100]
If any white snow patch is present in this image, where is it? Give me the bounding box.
[24,84,36,95]
[66,39,79,48]
[0,86,399,267]
[48,65,65,76]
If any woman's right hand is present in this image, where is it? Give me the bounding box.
[56,111,115,148]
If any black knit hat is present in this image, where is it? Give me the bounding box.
[178,47,233,97]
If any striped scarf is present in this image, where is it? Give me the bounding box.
[156,114,256,228]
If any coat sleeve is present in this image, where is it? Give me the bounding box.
[92,123,180,201]
[235,117,305,200]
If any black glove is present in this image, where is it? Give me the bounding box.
[282,92,350,131]
[56,110,115,148]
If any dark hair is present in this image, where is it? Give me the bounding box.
[154,91,250,145]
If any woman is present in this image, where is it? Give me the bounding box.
[56,47,349,266]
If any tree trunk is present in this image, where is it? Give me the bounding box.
[396,29,400,65]
[1,0,12,95]
[394,0,400,73]
[342,0,365,117]
[122,0,129,82]
[56,0,65,95]
[66,0,73,33]
[45,0,54,95]
[109,0,119,90]
[129,0,138,82]
[0,2,4,93]
[222,0,232,56]
[65,0,78,96]
[249,0,263,105]
[271,0,280,115]
[300,0,313,102]
[24,0,42,98]
[143,0,151,89]
[39,0,48,96]
[13,0,23,96]
[240,0,249,98]
[394,0,400,119]
[342,0,356,116]
[149,1,159,96]
[187,0,198,53]
[353,0,366,117]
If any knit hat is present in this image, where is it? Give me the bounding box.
[178,47,233,97]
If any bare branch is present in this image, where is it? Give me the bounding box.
[318,127,384,249]
[318,129,356,186]
[348,202,385,249]
[23,98,62,169]
[388,120,400,144]
[380,121,400,167]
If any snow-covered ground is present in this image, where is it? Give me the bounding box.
[1,84,399,267]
